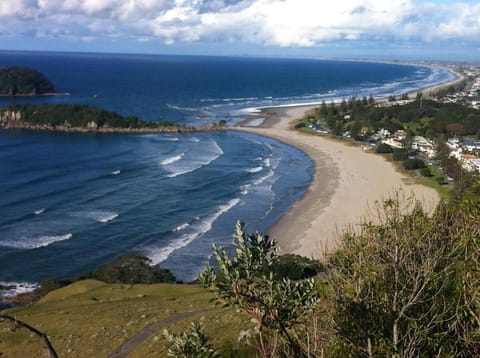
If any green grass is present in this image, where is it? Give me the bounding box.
[0,280,251,357]
[415,165,452,200]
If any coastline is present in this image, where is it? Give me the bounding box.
[232,64,460,259]
[234,106,440,259]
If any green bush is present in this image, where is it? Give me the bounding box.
[270,254,323,280]
[420,167,433,177]
[403,158,426,170]
[393,148,409,161]
[376,143,393,154]
[92,253,175,284]
[31,278,71,300]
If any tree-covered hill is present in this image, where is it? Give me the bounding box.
[0,103,198,132]
[0,66,55,95]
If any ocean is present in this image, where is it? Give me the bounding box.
[0,52,454,293]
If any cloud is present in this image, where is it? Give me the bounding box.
[0,0,479,48]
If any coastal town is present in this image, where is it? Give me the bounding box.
[305,64,480,180]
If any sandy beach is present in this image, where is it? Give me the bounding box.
[235,105,440,259]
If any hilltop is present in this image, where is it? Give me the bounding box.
[0,66,55,96]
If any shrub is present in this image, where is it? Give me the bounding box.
[30,278,71,300]
[376,143,393,154]
[420,167,433,177]
[92,253,175,284]
[393,148,409,161]
[270,254,323,280]
[403,158,426,170]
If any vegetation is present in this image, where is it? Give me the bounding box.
[0,66,55,95]
[199,221,322,357]
[302,98,480,139]
[3,193,480,357]
[0,103,181,130]
[164,321,219,358]
[31,253,175,300]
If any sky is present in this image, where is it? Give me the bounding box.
[0,0,479,61]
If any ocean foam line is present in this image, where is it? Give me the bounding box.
[172,223,189,232]
[0,281,37,297]
[246,166,263,173]
[161,153,185,166]
[0,233,73,249]
[147,198,240,264]
[111,170,121,175]
[165,141,224,178]
[166,103,199,112]
[72,211,119,223]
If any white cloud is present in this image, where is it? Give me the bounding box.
[0,0,479,47]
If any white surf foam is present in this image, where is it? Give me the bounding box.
[164,140,224,178]
[147,198,240,264]
[73,211,119,223]
[34,208,45,215]
[1,233,73,249]
[160,153,185,166]
[111,170,121,175]
[246,166,263,173]
[172,223,189,232]
[0,281,37,297]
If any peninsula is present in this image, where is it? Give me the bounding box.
[0,103,224,133]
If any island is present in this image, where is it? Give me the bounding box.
[0,66,55,96]
[0,103,224,133]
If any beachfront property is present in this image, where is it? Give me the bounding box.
[411,136,436,158]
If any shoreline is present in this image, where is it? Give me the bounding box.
[234,107,440,259]
[232,65,459,259]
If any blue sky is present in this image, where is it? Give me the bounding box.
[0,0,479,61]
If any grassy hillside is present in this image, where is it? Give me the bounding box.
[0,280,252,357]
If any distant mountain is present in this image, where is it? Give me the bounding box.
[0,66,55,95]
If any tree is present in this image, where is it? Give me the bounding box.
[327,195,465,357]
[376,143,393,154]
[92,253,175,284]
[199,221,321,357]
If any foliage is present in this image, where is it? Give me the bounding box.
[1,103,179,129]
[308,98,480,139]
[30,253,175,300]
[199,221,320,357]
[163,321,219,358]
[270,254,323,281]
[91,253,175,284]
[375,143,393,154]
[30,278,71,301]
[327,194,480,357]
[392,148,409,161]
[419,167,433,177]
[403,158,426,170]
[0,67,55,95]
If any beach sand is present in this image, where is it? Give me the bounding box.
[235,105,440,259]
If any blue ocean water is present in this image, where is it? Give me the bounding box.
[0,52,454,290]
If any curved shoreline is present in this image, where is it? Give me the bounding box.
[233,107,440,259]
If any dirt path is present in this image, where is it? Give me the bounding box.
[107,307,219,358]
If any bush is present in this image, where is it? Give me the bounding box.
[376,143,393,154]
[437,176,448,185]
[31,278,71,300]
[295,121,306,129]
[270,254,323,280]
[420,167,433,177]
[393,148,409,161]
[92,253,175,284]
[403,158,426,170]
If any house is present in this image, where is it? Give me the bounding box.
[412,136,436,158]
[463,140,480,153]
[447,138,461,150]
